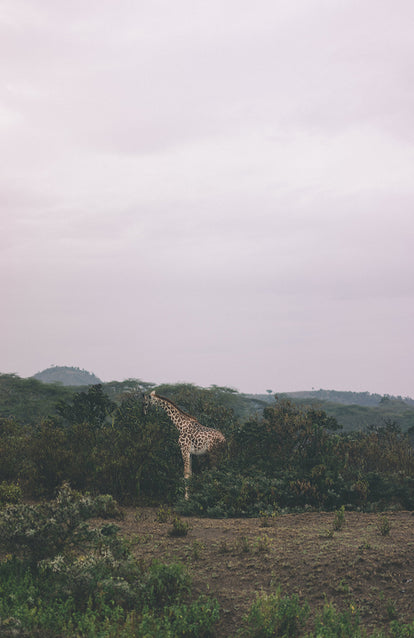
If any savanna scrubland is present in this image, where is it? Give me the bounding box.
[0,374,413,636]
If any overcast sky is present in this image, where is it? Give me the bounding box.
[1,0,413,396]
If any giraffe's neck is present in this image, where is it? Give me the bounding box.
[150,394,190,432]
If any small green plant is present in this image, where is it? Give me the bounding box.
[254,533,271,553]
[259,509,278,528]
[218,539,230,554]
[156,505,173,523]
[358,538,372,551]
[191,540,204,560]
[336,578,350,594]
[0,481,22,508]
[332,505,346,531]
[238,535,251,553]
[320,527,334,539]
[244,587,309,637]
[135,532,153,544]
[386,599,398,621]
[378,513,391,536]
[259,513,271,527]
[168,516,189,537]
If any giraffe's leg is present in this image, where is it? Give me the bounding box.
[181,449,191,500]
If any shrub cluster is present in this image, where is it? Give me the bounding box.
[0,485,219,637]
[0,387,183,503]
[0,387,413,513]
[179,399,414,516]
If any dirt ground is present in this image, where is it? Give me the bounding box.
[113,508,414,637]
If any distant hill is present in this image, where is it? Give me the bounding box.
[32,366,102,386]
[245,390,414,432]
[251,389,414,408]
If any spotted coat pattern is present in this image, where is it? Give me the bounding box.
[146,391,226,498]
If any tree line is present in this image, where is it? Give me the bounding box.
[0,383,413,515]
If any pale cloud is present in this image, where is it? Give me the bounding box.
[1,0,414,395]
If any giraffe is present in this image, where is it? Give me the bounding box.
[144,391,226,499]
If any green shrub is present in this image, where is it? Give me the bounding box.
[0,481,22,508]
[332,505,346,531]
[0,537,216,637]
[0,484,121,563]
[176,469,285,518]
[388,618,414,637]
[364,472,414,510]
[378,513,391,536]
[244,588,309,637]
[312,601,360,637]
[138,596,220,637]
[40,556,191,618]
[40,550,139,610]
[168,516,190,537]
[0,499,89,564]
[156,504,173,522]
[25,419,70,496]
[0,559,77,635]
[0,557,132,636]
[140,561,191,607]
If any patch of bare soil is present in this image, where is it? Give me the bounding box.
[113,508,414,636]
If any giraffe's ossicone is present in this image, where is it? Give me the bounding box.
[145,391,226,499]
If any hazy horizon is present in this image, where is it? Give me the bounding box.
[14,364,413,400]
[2,1,413,397]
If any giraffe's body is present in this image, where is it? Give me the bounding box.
[145,391,226,498]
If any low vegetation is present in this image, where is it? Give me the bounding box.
[1,488,413,636]
[0,486,218,637]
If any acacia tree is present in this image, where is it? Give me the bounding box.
[233,398,340,476]
[56,384,116,428]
